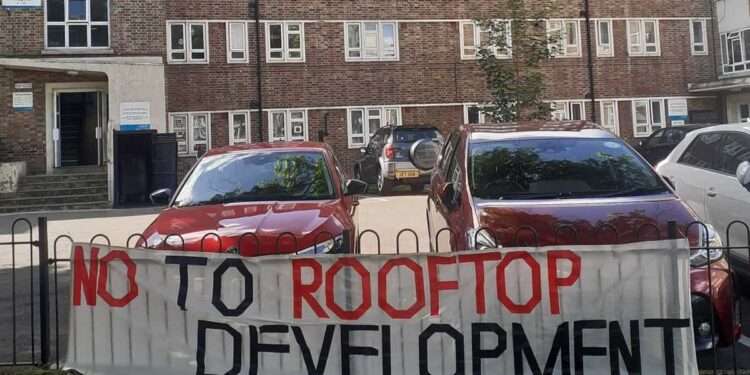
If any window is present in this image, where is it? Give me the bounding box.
[549,101,585,121]
[717,133,750,175]
[678,132,724,171]
[229,111,250,145]
[460,21,512,60]
[690,19,708,55]
[627,19,660,56]
[347,107,401,148]
[168,22,209,63]
[600,100,619,134]
[548,20,581,57]
[632,99,664,137]
[740,104,750,122]
[170,113,211,155]
[596,20,613,57]
[345,22,399,61]
[46,0,109,48]
[227,22,248,63]
[465,105,494,124]
[269,110,307,142]
[720,29,750,74]
[266,22,305,63]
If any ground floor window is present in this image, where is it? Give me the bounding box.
[632,99,664,137]
[347,106,401,148]
[229,111,251,145]
[599,100,619,135]
[465,105,490,124]
[269,110,307,142]
[550,100,586,121]
[740,104,750,123]
[170,113,210,155]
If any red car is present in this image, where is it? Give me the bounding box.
[424,121,739,351]
[142,142,367,256]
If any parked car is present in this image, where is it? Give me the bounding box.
[423,121,739,351]
[635,124,709,165]
[141,142,368,255]
[656,123,750,283]
[353,126,443,194]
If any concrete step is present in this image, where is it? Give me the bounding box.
[0,201,112,214]
[22,172,107,184]
[4,186,108,198]
[19,179,108,191]
[0,193,109,207]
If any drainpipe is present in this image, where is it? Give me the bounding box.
[252,0,264,141]
[582,0,597,122]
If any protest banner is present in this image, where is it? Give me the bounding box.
[65,240,697,375]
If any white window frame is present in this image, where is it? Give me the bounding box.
[229,111,251,145]
[344,21,399,62]
[44,0,111,49]
[595,19,614,57]
[547,19,581,58]
[689,19,708,56]
[627,19,660,56]
[167,21,209,64]
[347,106,401,148]
[268,110,308,142]
[739,103,750,122]
[459,20,512,60]
[265,22,305,63]
[464,104,491,124]
[226,22,249,63]
[631,99,664,137]
[549,100,586,121]
[169,112,212,156]
[599,100,620,135]
[720,29,750,74]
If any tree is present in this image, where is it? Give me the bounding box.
[476,0,561,122]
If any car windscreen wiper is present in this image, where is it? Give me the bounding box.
[498,191,590,200]
[592,187,669,198]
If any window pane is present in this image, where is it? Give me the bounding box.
[192,115,208,142]
[692,21,704,44]
[571,103,582,120]
[91,0,108,22]
[599,21,609,44]
[233,114,247,143]
[272,113,286,139]
[651,101,662,124]
[644,22,656,44]
[269,24,282,49]
[635,102,648,124]
[68,0,87,21]
[385,108,399,126]
[231,51,244,59]
[679,133,722,170]
[364,23,378,57]
[368,109,381,135]
[47,0,64,22]
[171,24,185,50]
[288,32,301,49]
[172,115,189,154]
[732,38,742,63]
[744,31,750,61]
[351,110,364,136]
[463,24,475,48]
[718,134,750,174]
[191,25,205,50]
[230,23,245,50]
[347,24,360,48]
[47,25,65,47]
[382,23,395,56]
[468,106,480,124]
[291,122,305,138]
[91,25,108,47]
[68,25,88,47]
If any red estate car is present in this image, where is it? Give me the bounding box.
[424,121,739,351]
[142,142,367,256]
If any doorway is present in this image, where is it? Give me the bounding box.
[54,91,106,168]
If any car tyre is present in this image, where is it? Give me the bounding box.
[377,172,393,195]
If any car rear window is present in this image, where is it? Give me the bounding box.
[469,138,668,200]
[392,128,441,143]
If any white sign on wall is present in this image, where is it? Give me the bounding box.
[12,92,33,112]
[668,99,689,126]
[1,0,41,7]
[119,102,151,131]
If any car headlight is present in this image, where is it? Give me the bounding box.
[297,234,345,255]
[467,228,498,250]
[691,224,724,268]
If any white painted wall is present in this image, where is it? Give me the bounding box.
[717,0,750,33]
[726,92,750,122]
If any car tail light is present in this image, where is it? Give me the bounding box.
[384,144,395,160]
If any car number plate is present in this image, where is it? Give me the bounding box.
[396,170,420,179]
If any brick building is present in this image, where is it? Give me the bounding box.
[0,0,724,207]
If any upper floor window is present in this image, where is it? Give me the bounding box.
[720,29,750,74]
[627,19,660,56]
[269,110,308,142]
[345,22,399,61]
[168,22,209,64]
[227,22,249,63]
[460,21,512,60]
[632,99,664,137]
[550,100,585,121]
[46,0,109,48]
[347,107,401,148]
[266,22,305,63]
[690,19,708,56]
[548,20,581,58]
[596,19,614,57]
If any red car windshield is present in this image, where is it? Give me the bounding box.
[469,138,668,200]
[174,150,336,207]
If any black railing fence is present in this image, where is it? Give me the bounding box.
[0,217,748,373]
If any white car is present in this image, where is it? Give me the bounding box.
[656,123,750,280]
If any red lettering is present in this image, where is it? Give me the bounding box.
[378,258,425,319]
[547,250,581,315]
[458,252,501,314]
[73,246,99,306]
[496,252,541,314]
[292,258,329,319]
[96,250,139,307]
[325,258,372,320]
[427,255,458,316]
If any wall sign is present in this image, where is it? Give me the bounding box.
[1,0,41,8]
[12,92,33,112]
[120,102,152,132]
[668,99,689,126]
[14,82,32,90]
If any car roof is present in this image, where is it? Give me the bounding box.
[464,121,617,141]
[688,123,750,135]
[204,141,334,157]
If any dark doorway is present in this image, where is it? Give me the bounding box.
[59,92,99,167]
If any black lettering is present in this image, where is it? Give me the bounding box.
[645,319,690,375]
[471,322,507,374]
[212,258,253,316]
[249,325,290,375]
[341,325,380,375]
[609,321,641,374]
[513,322,570,375]
[196,320,242,375]
[382,325,392,375]
[165,255,208,311]
[292,325,336,375]
[418,324,465,375]
[574,320,607,375]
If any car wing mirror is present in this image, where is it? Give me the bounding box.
[345,179,368,196]
[737,161,750,192]
[150,188,172,205]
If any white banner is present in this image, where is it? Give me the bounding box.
[65,241,697,375]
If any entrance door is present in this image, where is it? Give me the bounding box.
[54,91,105,168]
